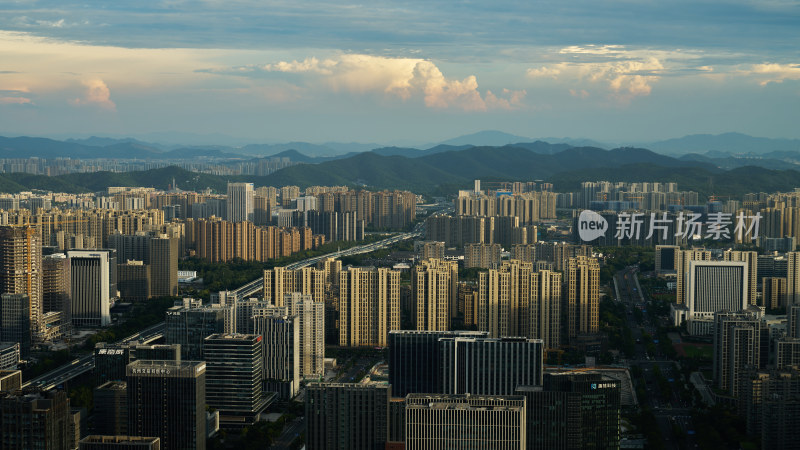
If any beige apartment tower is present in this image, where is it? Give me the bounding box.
[263,266,326,306]
[565,256,600,339]
[789,252,800,305]
[0,226,43,338]
[413,258,458,331]
[338,267,400,347]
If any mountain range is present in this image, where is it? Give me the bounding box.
[2,142,799,199]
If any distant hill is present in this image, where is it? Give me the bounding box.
[370,145,473,158]
[438,130,532,147]
[65,136,168,150]
[548,163,800,199]
[1,147,799,199]
[238,141,377,158]
[646,132,800,155]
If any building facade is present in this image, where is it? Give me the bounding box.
[126,360,206,450]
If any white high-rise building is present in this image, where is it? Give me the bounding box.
[687,261,748,321]
[227,182,254,223]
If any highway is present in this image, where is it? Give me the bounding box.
[616,267,696,449]
[22,322,165,391]
[231,221,424,299]
[23,220,425,391]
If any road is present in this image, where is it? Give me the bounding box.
[616,266,697,449]
[270,417,305,450]
[231,221,425,299]
[23,322,165,390]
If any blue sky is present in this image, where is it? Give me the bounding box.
[0,0,798,145]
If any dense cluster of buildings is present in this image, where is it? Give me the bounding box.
[5,176,800,448]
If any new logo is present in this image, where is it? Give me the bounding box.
[578,210,608,241]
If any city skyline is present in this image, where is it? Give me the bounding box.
[0,1,798,144]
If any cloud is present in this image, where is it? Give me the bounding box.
[72,79,116,110]
[0,88,32,105]
[249,54,526,111]
[0,96,31,105]
[744,63,800,85]
[527,46,668,102]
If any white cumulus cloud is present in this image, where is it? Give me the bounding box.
[259,54,525,111]
[744,63,800,85]
[72,79,116,110]
[527,47,667,102]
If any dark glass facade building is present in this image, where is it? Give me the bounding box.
[439,337,544,395]
[126,360,206,450]
[388,330,487,397]
[164,305,229,360]
[95,343,131,385]
[203,333,267,427]
[305,383,390,450]
[0,389,73,450]
[516,372,621,450]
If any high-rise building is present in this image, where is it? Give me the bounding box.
[531,270,562,349]
[164,303,231,360]
[68,249,115,327]
[78,436,161,449]
[0,226,43,340]
[739,367,800,450]
[713,311,762,396]
[126,360,206,450]
[676,249,711,304]
[117,260,151,302]
[226,182,254,223]
[203,333,267,426]
[439,337,544,395]
[775,338,800,369]
[42,253,70,334]
[654,245,679,275]
[516,372,621,450]
[763,277,788,310]
[130,344,181,362]
[565,256,600,339]
[94,343,131,385]
[405,394,526,450]
[0,389,73,450]
[285,293,325,378]
[0,293,31,357]
[510,244,536,264]
[0,369,22,392]
[478,259,533,338]
[0,343,20,370]
[149,235,178,297]
[476,260,562,348]
[464,243,502,269]
[263,266,326,306]
[252,308,300,398]
[687,261,748,323]
[415,241,445,260]
[412,259,458,331]
[387,330,488,397]
[93,381,128,436]
[788,305,800,338]
[305,383,390,450]
[724,250,758,306]
[338,267,400,347]
[789,252,800,305]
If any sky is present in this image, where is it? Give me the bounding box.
[0,0,798,145]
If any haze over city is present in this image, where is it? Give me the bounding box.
[1,0,799,144]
